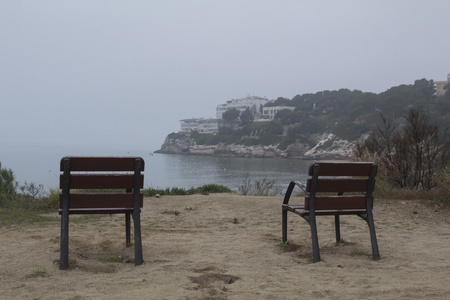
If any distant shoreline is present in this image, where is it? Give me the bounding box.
[155,142,351,160]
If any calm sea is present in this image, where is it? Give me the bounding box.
[0,144,311,194]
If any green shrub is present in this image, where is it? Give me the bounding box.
[259,133,280,146]
[299,117,326,134]
[143,184,231,197]
[167,132,186,139]
[0,162,18,197]
[196,184,232,194]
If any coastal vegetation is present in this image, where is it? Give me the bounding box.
[354,106,450,191]
[237,176,282,196]
[143,184,232,197]
[0,173,233,226]
[0,161,17,198]
[0,163,59,226]
[159,78,450,201]
[354,106,450,201]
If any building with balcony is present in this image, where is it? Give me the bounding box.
[261,106,296,120]
[216,96,269,119]
[180,118,223,134]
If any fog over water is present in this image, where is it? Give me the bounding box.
[1,1,449,188]
[1,1,449,153]
[1,143,311,193]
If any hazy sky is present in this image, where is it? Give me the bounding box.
[1,0,449,152]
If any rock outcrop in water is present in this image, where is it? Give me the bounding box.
[156,133,357,160]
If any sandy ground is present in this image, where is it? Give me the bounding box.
[1,193,449,299]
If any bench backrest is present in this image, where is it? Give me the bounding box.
[304,162,377,213]
[59,157,144,214]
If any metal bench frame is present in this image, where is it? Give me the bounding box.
[282,162,380,263]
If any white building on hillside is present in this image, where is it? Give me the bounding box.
[435,74,450,97]
[261,106,296,120]
[216,96,269,119]
[180,118,223,134]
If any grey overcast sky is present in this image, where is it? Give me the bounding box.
[1,0,449,152]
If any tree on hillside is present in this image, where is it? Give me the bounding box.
[414,78,436,102]
[265,97,290,107]
[240,108,254,126]
[222,108,240,126]
[276,109,303,125]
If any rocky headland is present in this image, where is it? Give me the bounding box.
[156,133,357,160]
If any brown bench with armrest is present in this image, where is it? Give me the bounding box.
[59,156,144,270]
[282,162,380,262]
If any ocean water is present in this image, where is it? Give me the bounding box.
[0,143,311,194]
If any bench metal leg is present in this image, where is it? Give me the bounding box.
[366,211,380,260]
[335,215,341,243]
[132,211,143,266]
[125,213,131,247]
[60,212,69,270]
[282,207,288,243]
[60,158,70,270]
[132,159,144,266]
[335,192,343,243]
[309,216,321,263]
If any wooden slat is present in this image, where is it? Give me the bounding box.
[306,178,369,193]
[60,157,145,172]
[308,162,375,176]
[293,208,367,216]
[59,208,135,215]
[59,193,143,209]
[283,204,305,212]
[305,195,366,210]
[59,174,144,189]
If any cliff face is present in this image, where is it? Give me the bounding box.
[156,133,357,160]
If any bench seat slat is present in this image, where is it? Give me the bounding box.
[59,208,135,215]
[59,174,144,189]
[293,208,367,216]
[308,162,375,176]
[60,157,145,172]
[305,195,367,210]
[307,178,369,193]
[282,204,304,212]
[59,193,143,209]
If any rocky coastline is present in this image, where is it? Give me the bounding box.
[155,133,356,160]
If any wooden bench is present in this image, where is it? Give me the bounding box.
[282,162,380,263]
[59,156,144,270]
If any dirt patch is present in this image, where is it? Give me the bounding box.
[189,273,239,288]
[0,194,449,299]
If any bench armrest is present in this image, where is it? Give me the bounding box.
[283,181,308,205]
